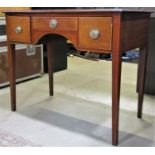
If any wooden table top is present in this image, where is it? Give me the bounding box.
[3,8,153,14]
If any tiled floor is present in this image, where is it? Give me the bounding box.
[0,57,155,146]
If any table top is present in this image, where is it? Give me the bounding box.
[3,8,153,14]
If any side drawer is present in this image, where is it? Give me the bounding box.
[7,16,31,43]
[78,17,112,51]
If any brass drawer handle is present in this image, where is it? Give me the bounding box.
[49,19,58,28]
[89,29,100,39]
[15,26,22,34]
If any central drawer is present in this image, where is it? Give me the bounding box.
[32,17,77,30]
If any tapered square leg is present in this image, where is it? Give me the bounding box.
[137,47,148,118]
[8,43,16,111]
[111,14,122,146]
[47,42,54,96]
[112,53,122,146]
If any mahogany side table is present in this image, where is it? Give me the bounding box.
[4,9,152,146]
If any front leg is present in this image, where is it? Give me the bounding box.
[8,43,16,111]
[111,14,122,146]
[112,52,122,146]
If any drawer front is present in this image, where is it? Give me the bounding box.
[7,16,30,43]
[79,17,112,51]
[32,17,77,30]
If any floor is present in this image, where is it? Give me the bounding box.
[0,56,155,147]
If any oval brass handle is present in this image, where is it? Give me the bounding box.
[15,26,22,34]
[89,29,100,39]
[49,19,58,28]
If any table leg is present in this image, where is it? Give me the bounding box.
[47,42,54,96]
[112,52,122,146]
[136,52,142,93]
[137,47,148,118]
[8,43,16,111]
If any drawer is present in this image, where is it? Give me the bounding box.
[79,17,112,51]
[32,17,77,30]
[7,16,30,43]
